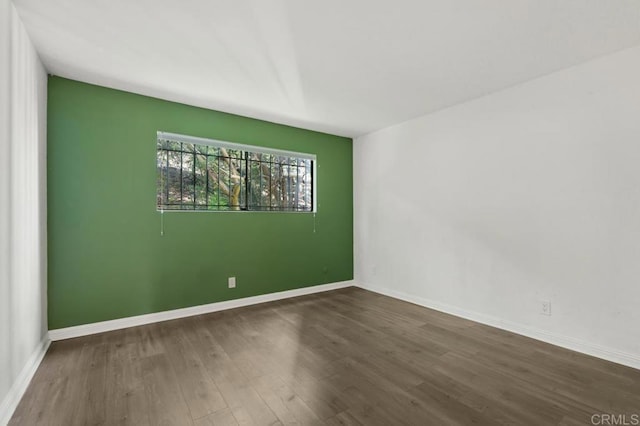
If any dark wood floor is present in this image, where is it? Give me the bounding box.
[10,287,640,425]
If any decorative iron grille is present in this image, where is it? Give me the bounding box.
[157,134,314,212]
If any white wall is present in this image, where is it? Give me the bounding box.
[355,45,640,368]
[0,2,48,424]
[0,0,13,415]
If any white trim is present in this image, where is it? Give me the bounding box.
[357,283,640,371]
[0,336,51,426]
[157,131,317,160]
[49,281,355,341]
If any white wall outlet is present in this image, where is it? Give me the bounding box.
[228,277,236,289]
[540,300,551,316]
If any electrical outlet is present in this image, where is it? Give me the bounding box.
[228,277,236,289]
[540,300,551,316]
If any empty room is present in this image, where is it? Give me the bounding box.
[2,0,640,425]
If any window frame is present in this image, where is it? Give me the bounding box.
[156,131,317,213]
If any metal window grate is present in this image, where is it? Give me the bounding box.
[156,133,315,212]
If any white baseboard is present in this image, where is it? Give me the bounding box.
[357,283,640,371]
[0,336,51,426]
[49,280,355,341]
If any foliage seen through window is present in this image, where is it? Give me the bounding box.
[157,136,314,211]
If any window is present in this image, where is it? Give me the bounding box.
[156,132,315,212]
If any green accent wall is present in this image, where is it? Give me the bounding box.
[47,77,353,329]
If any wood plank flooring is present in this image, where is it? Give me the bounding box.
[10,287,640,425]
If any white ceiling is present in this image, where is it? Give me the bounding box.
[13,0,640,137]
